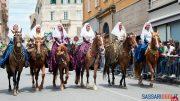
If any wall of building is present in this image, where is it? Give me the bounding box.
[34,0,83,38]
[114,0,148,34]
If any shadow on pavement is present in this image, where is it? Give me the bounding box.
[98,84,128,89]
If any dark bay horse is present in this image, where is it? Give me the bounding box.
[53,44,70,91]
[29,37,48,91]
[6,30,25,96]
[103,33,137,88]
[134,32,160,87]
[75,33,104,90]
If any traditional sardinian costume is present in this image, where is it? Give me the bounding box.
[0,25,29,68]
[134,22,154,62]
[111,22,127,41]
[49,24,68,72]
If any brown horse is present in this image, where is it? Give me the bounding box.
[75,33,104,90]
[29,37,47,91]
[135,32,160,87]
[103,33,137,88]
[53,44,70,91]
[6,30,25,96]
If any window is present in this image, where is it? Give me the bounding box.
[50,11,55,20]
[77,0,81,4]
[77,10,82,19]
[103,0,108,2]
[64,11,68,20]
[50,0,56,4]
[61,0,69,4]
[87,0,91,12]
[95,0,99,7]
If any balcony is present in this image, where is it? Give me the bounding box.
[60,19,70,26]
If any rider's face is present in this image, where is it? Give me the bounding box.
[58,25,63,32]
[86,25,90,32]
[145,24,150,31]
[36,27,41,33]
[119,24,122,31]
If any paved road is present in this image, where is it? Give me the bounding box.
[0,68,179,101]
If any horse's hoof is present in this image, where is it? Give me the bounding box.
[35,88,39,91]
[53,84,57,88]
[86,83,90,88]
[60,85,64,91]
[93,85,98,90]
[13,91,17,96]
[81,83,85,87]
[16,90,20,94]
[149,83,153,87]
[138,81,143,86]
[39,86,43,91]
[32,85,35,88]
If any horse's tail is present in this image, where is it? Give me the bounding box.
[134,62,141,78]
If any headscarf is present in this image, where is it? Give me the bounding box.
[111,22,126,40]
[52,23,68,43]
[29,24,44,39]
[80,23,95,43]
[141,22,154,43]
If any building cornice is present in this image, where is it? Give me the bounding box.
[83,5,116,24]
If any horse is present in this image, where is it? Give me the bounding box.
[29,37,48,91]
[75,33,104,90]
[53,44,70,91]
[103,33,137,88]
[6,30,25,96]
[134,32,160,87]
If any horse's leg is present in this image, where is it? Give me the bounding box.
[107,66,111,86]
[60,66,64,91]
[39,65,45,90]
[53,68,58,88]
[123,69,127,88]
[111,65,115,85]
[35,68,40,91]
[80,64,85,87]
[16,71,22,94]
[136,62,143,85]
[64,65,69,85]
[8,72,12,92]
[12,70,17,96]
[85,61,90,88]
[93,58,99,90]
[148,62,154,87]
[30,67,35,88]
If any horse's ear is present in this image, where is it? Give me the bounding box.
[11,30,15,34]
[19,28,22,33]
[95,31,98,36]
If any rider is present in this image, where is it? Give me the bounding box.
[80,23,105,70]
[49,23,68,72]
[0,24,29,69]
[111,22,127,41]
[135,21,154,62]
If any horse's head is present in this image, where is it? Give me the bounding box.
[124,33,137,50]
[151,32,160,49]
[92,32,105,54]
[34,37,44,54]
[12,30,23,48]
[56,44,69,64]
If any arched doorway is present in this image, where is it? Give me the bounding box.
[103,22,109,34]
